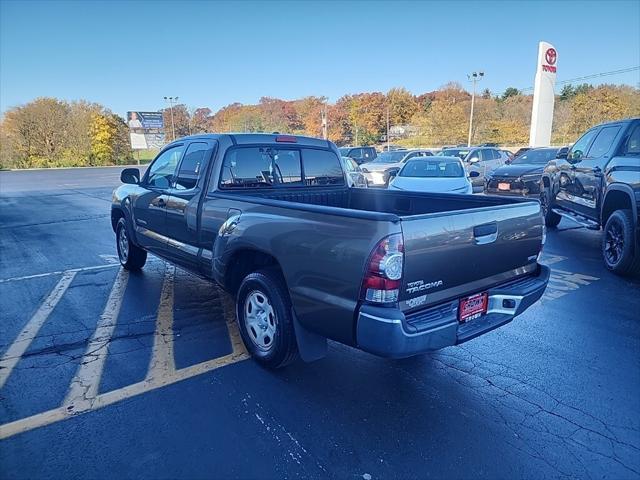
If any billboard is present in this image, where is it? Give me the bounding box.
[529,41,558,147]
[127,111,165,150]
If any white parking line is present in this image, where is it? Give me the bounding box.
[147,266,176,380]
[0,271,77,389]
[0,263,118,284]
[64,268,129,412]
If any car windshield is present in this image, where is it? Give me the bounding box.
[372,151,407,163]
[511,148,558,164]
[440,149,470,160]
[399,159,464,178]
[338,148,351,156]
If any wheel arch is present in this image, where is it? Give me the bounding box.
[602,184,637,226]
[222,248,285,296]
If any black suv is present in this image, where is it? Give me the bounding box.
[540,118,640,275]
[338,146,377,165]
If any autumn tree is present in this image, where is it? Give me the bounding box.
[386,87,418,126]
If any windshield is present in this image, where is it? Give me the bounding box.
[338,148,351,156]
[440,149,470,160]
[511,148,558,164]
[372,151,407,163]
[399,159,464,178]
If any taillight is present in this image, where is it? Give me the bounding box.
[361,233,404,304]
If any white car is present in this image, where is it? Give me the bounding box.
[360,149,433,186]
[439,147,509,188]
[388,156,478,194]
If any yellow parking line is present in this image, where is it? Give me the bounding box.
[0,304,249,440]
[0,271,77,388]
[146,266,176,380]
[64,268,129,412]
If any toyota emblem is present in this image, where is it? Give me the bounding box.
[545,48,557,65]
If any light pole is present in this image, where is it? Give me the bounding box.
[321,103,328,140]
[467,72,484,147]
[386,105,390,152]
[163,96,178,141]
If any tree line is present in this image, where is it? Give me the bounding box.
[1,84,638,169]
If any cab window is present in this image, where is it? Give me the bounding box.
[586,126,622,159]
[623,125,640,157]
[568,129,598,161]
[146,146,184,189]
[219,147,302,188]
[175,142,210,190]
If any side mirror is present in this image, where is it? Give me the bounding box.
[121,168,140,184]
[505,158,512,165]
[556,150,568,160]
[386,168,400,180]
[469,171,480,178]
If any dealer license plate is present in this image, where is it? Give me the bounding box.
[498,182,511,191]
[459,292,488,323]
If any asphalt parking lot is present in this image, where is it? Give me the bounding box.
[1,167,639,479]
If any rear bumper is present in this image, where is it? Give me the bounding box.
[355,264,550,358]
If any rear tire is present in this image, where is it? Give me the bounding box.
[236,269,299,368]
[540,190,561,228]
[602,209,640,276]
[116,217,147,271]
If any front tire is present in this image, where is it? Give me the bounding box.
[540,190,561,228]
[602,209,640,276]
[116,217,147,271]
[236,269,299,368]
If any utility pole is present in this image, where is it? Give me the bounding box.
[386,105,390,152]
[321,103,328,140]
[466,72,484,147]
[163,96,178,141]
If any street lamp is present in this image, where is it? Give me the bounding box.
[467,72,484,147]
[163,96,178,141]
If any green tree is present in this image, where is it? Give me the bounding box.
[501,87,520,101]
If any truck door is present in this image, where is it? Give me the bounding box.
[133,144,185,253]
[164,141,216,270]
[571,125,624,220]
[556,128,598,212]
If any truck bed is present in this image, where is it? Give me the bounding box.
[222,186,531,219]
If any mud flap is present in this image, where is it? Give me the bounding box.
[292,308,327,362]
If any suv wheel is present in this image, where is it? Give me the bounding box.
[602,209,640,275]
[236,269,299,368]
[116,217,147,271]
[540,190,561,228]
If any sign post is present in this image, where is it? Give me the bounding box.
[529,41,558,147]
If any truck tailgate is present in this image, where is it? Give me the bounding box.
[400,201,543,311]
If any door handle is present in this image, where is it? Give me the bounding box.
[473,222,498,245]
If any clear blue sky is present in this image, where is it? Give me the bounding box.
[1,0,639,117]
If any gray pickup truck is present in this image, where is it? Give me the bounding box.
[111,134,549,368]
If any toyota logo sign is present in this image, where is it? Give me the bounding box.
[545,48,557,65]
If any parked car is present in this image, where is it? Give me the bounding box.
[112,133,549,368]
[513,147,532,158]
[540,118,640,275]
[341,156,368,188]
[485,147,563,196]
[502,150,515,162]
[338,146,377,164]
[439,147,509,187]
[388,156,477,194]
[360,149,433,187]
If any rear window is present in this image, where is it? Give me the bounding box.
[399,159,464,178]
[302,148,344,186]
[218,146,343,189]
[219,147,302,188]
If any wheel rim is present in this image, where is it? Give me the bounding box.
[604,220,624,265]
[118,226,129,263]
[244,290,276,352]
